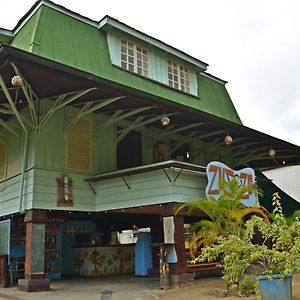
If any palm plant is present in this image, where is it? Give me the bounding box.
[176,178,267,257]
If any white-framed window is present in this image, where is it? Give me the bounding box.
[167,59,190,93]
[120,39,148,76]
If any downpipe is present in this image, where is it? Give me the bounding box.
[19,130,29,213]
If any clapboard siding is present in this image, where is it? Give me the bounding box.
[0,166,207,214]
[94,168,207,211]
[0,169,34,216]
[32,169,95,211]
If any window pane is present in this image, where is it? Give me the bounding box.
[129,64,134,72]
[120,39,148,76]
[128,49,134,56]
[121,53,127,61]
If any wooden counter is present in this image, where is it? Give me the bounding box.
[74,245,135,276]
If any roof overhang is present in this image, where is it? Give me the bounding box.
[0,44,299,171]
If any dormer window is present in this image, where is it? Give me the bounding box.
[120,39,148,76]
[167,60,190,93]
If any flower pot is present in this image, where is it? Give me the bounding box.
[256,273,292,300]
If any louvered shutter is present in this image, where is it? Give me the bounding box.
[66,118,91,171]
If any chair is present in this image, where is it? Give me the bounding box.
[9,256,25,284]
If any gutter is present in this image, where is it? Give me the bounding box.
[19,131,29,212]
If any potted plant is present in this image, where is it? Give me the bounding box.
[195,192,300,299]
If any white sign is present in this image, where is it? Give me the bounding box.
[0,220,10,256]
[205,161,257,207]
[163,216,175,244]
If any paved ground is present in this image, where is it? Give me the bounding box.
[1,273,300,300]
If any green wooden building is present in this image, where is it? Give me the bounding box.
[0,0,300,291]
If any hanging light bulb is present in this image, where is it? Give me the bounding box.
[160,115,170,126]
[11,75,23,87]
[224,134,233,145]
[269,148,276,158]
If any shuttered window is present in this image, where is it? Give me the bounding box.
[0,143,6,180]
[66,118,91,171]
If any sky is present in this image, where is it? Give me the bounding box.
[0,0,300,146]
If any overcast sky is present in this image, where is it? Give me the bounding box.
[1,0,300,146]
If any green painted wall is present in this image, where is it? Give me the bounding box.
[94,168,207,211]
[0,101,219,215]
[198,74,241,123]
[32,168,94,211]
[0,170,34,217]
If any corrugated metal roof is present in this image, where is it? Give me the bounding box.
[263,166,300,203]
[8,3,241,123]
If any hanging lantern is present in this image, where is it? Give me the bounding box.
[160,115,170,126]
[11,75,23,87]
[224,134,233,145]
[269,148,276,158]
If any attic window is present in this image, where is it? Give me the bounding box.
[120,39,148,76]
[167,60,190,93]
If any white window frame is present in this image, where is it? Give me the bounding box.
[120,39,148,77]
[167,59,190,93]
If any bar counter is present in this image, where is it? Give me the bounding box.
[74,244,135,277]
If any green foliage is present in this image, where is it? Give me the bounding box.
[175,178,264,257]
[196,192,300,296]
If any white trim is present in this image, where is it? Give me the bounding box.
[0,28,13,37]
[99,16,208,71]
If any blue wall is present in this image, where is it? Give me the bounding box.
[61,221,95,275]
